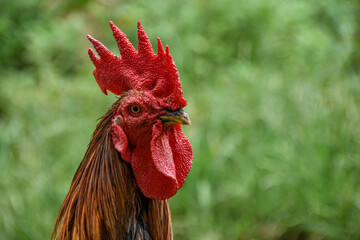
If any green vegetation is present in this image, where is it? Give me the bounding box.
[1,0,360,239]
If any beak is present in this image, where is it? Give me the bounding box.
[158,109,191,126]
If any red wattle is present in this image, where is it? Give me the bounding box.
[168,124,193,190]
[130,122,193,200]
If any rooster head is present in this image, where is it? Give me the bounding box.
[87,21,193,200]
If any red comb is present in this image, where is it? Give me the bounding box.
[87,21,187,110]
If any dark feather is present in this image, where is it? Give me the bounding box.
[126,214,152,240]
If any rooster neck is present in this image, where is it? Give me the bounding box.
[51,99,173,240]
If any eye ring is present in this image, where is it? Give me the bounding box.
[130,105,142,115]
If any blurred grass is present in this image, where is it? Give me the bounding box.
[1,0,360,239]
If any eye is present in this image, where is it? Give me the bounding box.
[129,104,142,115]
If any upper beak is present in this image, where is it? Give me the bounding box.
[158,109,191,126]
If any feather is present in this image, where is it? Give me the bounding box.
[126,214,152,240]
[51,99,173,240]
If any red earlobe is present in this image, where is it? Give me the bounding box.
[112,124,131,162]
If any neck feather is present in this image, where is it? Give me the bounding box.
[51,99,173,240]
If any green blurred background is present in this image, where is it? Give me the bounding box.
[1,0,360,239]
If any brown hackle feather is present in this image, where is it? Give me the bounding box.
[51,98,173,240]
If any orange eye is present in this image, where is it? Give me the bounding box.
[130,105,141,114]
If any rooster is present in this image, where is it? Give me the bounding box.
[51,21,193,240]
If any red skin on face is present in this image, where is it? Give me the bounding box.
[112,92,193,200]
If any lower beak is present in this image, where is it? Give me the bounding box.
[158,109,191,126]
